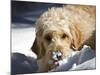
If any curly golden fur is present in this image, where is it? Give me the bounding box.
[31,4,96,72]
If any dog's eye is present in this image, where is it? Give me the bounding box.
[61,33,68,39]
[45,35,52,42]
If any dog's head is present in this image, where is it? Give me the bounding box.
[31,7,84,60]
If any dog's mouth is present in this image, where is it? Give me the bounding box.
[48,50,78,68]
[48,51,66,66]
[52,51,62,60]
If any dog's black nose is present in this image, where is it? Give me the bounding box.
[52,51,62,60]
[56,55,62,60]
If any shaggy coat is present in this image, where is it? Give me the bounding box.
[31,5,96,72]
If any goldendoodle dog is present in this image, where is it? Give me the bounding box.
[31,4,96,72]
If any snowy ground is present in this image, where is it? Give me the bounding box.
[12,26,37,58]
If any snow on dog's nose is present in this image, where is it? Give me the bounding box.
[52,51,62,61]
[48,51,62,66]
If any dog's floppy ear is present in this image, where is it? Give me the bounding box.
[31,37,46,59]
[31,38,39,57]
[70,25,84,50]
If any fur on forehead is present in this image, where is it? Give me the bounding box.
[35,6,73,32]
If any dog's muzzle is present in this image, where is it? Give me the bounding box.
[52,51,62,60]
[48,51,63,66]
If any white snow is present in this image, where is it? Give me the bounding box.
[12,27,37,58]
